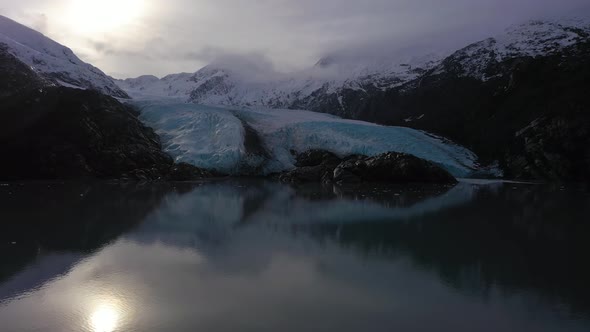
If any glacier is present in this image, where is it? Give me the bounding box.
[134,99,481,177]
[138,101,246,174]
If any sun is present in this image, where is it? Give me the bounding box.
[65,0,147,33]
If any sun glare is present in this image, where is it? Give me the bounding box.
[89,304,119,332]
[65,0,146,33]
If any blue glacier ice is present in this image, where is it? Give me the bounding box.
[137,101,246,174]
[134,99,483,177]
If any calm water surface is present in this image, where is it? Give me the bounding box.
[0,179,589,332]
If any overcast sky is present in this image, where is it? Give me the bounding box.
[1,0,589,78]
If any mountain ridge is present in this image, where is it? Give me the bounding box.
[2,15,589,181]
[116,18,590,113]
[117,18,590,180]
[0,15,128,98]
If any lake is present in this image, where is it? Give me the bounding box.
[0,179,589,332]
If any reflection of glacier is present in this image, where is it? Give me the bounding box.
[127,181,480,249]
[136,100,481,177]
[128,184,248,247]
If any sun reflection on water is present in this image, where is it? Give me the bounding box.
[89,304,119,332]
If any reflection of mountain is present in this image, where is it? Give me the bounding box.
[125,180,590,317]
[3,180,589,325]
[305,184,590,316]
[0,182,180,303]
[127,180,473,247]
[0,253,83,306]
[118,180,590,327]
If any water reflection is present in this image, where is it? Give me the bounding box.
[0,182,188,304]
[306,182,590,317]
[89,304,119,332]
[0,180,588,332]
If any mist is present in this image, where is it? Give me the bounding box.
[1,0,589,78]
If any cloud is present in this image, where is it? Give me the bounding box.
[87,38,153,60]
[27,12,47,34]
[1,0,589,78]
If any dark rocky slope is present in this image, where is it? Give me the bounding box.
[388,42,589,180]
[0,51,208,181]
[0,44,48,98]
[331,41,590,181]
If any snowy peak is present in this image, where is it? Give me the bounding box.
[116,18,590,117]
[500,19,590,56]
[117,52,440,108]
[117,67,227,100]
[437,19,590,80]
[0,15,128,98]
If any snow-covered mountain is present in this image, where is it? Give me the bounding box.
[429,19,590,81]
[117,18,590,180]
[2,14,588,180]
[369,18,590,180]
[0,15,128,98]
[117,19,589,114]
[117,52,441,110]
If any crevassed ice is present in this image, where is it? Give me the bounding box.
[135,100,480,177]
[138,101,246,174]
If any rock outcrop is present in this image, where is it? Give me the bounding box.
[333,152,457,185]
[278,150,342,183]
[0,44,48,98]
[278,150,457,185]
